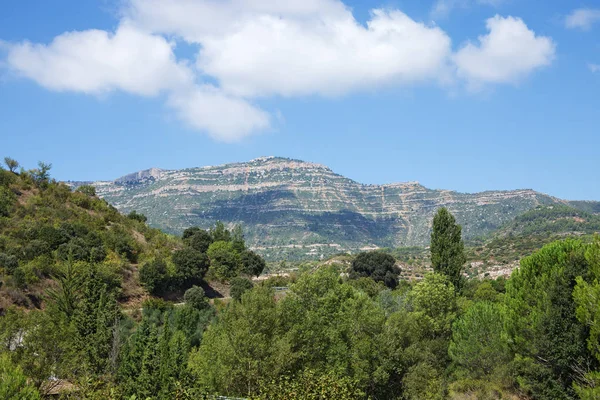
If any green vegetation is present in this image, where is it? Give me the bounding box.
[349,250,400,288]
[3,157,600,399]
[431,207,467,290]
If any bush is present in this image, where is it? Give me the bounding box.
[172,248,209,287]
[139,259,168,295]
[207,241,240,281]
[241,250,266,277]
[0,187,16,217]
[127,211,147,223]
[350,251,401,289]
[76,185,96,197]
[230,277,254,301]
[184,286,209,310]
[12,267,27,289]
[0,253,18,274]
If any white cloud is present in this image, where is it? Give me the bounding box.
[2,0,557,141]
[454,15,555,88]
[197,9,452,98]
[167,86,271,142]
[6,24,193,96]
[590,64,600,73]
[565,8,600,30]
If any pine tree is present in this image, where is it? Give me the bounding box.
[430,208,466,290]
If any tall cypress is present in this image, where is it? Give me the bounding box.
[430,208,466,290]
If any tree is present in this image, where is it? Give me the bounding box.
[230,277,254,301]
[0,353,41,400]
[572,237,600,398]
[207,240,241,281]
[409,273,457,339]
[76,185,96,197]
[172,248,209,287]
[139,259,168,295]
[210,221,231,242]
[32,161,52,185]
[231,224,246,253]
[0,187,16,217]
[449,302,511,377]
[430,208,466,290]
[241,250,266,277]
[127,210,147,223]
[184,285,209,310]
[183,228,213,253]
[505,239,596,399]
[189,286,284,396]
[3,157,19,173]
[350,251,400,289]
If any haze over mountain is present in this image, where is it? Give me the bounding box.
[75,157,599,260]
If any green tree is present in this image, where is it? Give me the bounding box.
[127,210,147,223]
[72,267,119,375]
[189,285,285,396]
[183,228,213,253]
[409,273,457,339]
[0,186,16,217]
[139,259,168,295]
[0,353,41,400]
[241,250,266,277]
[172,248,209,287]
[184,285,209,310]
[573,237,600,398]
[230,277,254,301]
[231,224,246,253]
[76,185,96,197]
[207,240,241,281]
[32,161,52,185]
[210,221,232,242]
[449,302,510,377]
[350,251,401,289]
[3,157,19,173]
[505,239,596,399]
[430,208,466,290]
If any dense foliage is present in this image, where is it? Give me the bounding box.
[2,158,600,399]
[431,207,467,290]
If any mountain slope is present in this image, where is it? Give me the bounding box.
[79,157,598,260]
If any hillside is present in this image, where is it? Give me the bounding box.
[76,156,599,260]
[0,164,180,311]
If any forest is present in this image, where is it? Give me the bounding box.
[1,158,600,400]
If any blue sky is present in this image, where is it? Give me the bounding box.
[0,0,599,200]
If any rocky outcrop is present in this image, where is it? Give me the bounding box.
[83,157,590,260]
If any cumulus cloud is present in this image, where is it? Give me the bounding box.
[590,64,600,73]
[565,8,600,30]
[197,10,452,98]
[6,24,193,96]
[2,0,557,141]
[167,86,271,142]
[453,16,555,88]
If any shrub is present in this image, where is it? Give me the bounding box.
[230,277,254,301]
[350,251,401,289]
[184,286,209,310]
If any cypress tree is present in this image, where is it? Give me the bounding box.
[430,208,466,290]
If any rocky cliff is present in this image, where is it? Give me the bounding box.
[80,157,591,260]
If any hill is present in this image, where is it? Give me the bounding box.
[75,156,600,261]
[0,163,179,311]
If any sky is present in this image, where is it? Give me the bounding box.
[0,0,599,200]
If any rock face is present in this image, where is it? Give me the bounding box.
[82,157,581,260]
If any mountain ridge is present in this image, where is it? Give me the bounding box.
[71,156,599,260]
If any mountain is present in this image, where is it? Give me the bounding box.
[77,157,599,260]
